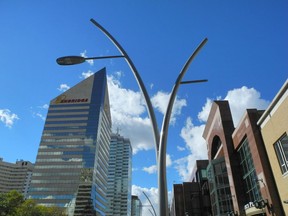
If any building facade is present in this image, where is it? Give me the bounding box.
[28,68,112,216]
[257,79,288,214]
[0,158,34,198]
[170,182,203,216]
[106,133,132,216]
[203,100,284,215]
[191,160,212,216]
[131,195,142,216]
[170,160,212,216]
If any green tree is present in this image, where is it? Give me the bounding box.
[17,199,65,216]
[0,190,24,216]
[0,191,66,216]
[16,199,40,216]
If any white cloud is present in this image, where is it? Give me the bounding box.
[35,113,45,121]
[57,84,70,92]
[0,109,19,128]
[114,70,123,78]
[177,146,186,151]
[151,91,187,125]
[107,74,154,154]
[41,104,49,109]
[106,72,188,154]
[80,70,94,79]
[198,98,213,122]
[142,154,172,174]
[224,86,270,126]
[80,50,94,66]
[175,118,208,181]
[143,165,157,174]
[31,104,48,121]
[37,104,49,110]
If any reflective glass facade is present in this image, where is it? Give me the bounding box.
[106,133,132,216]
[28,68,111,216]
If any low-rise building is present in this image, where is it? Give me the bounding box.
[257,79,288,214]
[0,158,34,198]
[131,195,142,216]
[203,100,284,215]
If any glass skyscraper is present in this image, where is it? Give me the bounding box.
[106,133,132,216]
[28,68,111,216]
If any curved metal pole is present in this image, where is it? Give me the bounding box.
[158,38,208,216]
[90,19,160,159]
[143,191,157,216]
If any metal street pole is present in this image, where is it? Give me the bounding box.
[158,38,208,215]
[143,191,157,216]
[89,19,160,161]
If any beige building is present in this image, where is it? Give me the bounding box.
[258,79,288,215]
[0,158,34,198]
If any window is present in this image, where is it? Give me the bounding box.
[274,133,288,174]
[237,137,261,202]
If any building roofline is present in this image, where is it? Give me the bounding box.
[257,79,288,126]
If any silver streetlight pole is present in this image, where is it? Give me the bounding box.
[158,38,208,215]
[89,19,160,162]
[56,19,208,216]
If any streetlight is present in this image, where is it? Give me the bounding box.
[57,18,207,216]
[56,55,124,65]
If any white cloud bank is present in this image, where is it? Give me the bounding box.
[0,109,19,128]
[107,72,187,154]
[151,91,187,125]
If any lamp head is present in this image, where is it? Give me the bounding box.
[56,56,86,65]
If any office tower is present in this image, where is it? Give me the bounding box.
[106,133,132,216]
[131,195,142,216]
[28,68,112,216]
[0,158,34,198]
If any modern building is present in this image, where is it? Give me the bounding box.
[28,68,112,216]
[191,160,212,216]
[106,133,132,216]
[170,160,212,216]
[0,158,34,198]
[170,182,202,216]
[257,79,288,214]
[203,100,284,215]
[131,195,142,216]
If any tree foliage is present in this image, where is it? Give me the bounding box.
[0,190,66,216]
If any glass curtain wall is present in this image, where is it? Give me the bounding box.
[207,157,233,215]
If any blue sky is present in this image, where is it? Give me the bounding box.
[1,1,287,214]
